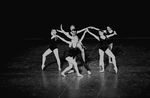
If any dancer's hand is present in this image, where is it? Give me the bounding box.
[114,31,117,35]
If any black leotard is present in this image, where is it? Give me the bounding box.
[49,38,58,51]
[106,31,116,45]
[65,46,80,59]
[98,36,109,51]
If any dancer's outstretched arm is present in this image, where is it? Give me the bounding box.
[77,27,88,34]
[87,29,100,41]
[106,31,117,38]
[79,30,87,43]
[57,24,73,39]
[56,35,70,45]
[88,26,100,31]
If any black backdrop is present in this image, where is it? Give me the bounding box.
[5,1,149,39]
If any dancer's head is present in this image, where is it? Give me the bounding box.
[70,25,75,31]
[107,26,113,34]
[70,25,77,36]
[51,29,57,36]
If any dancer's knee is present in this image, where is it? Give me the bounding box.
[42,53,46,57]
[68,65,73,69]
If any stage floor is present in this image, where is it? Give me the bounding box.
[1,38,150,98]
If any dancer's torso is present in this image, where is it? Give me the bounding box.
[67,35,80,58]
[49,37,57,51]
[98,35,109,51]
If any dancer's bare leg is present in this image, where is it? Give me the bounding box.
[66,57,83,77]
[42,49,52,70]
[67,57,76,74]
[99,49,105,72]
[61,61,73,77]
[77,43,85,62]
[77,43,91,75]
[108,43,113,63]
[105,49,117,73]
[53,49,61,71]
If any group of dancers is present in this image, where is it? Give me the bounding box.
[41,24,118,77]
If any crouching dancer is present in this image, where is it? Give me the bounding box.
[55,30,88,77]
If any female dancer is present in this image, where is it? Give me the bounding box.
[106,26,117,63]
[87,27,117,73]
[57,24,91,75]
[57,24,87,61]
[41,29,61,71]
[55,29,88,77]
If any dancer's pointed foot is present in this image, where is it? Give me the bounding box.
[41,64,45,70]
[114,67,118,73]
[61,72,66,77]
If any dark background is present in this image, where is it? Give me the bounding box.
[5,1,149,39]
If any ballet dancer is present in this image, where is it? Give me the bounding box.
[55,30,88,77]
[87,26,117,73]
[41,29,61,71]
[106,26,117,63]
[57,24,91,75]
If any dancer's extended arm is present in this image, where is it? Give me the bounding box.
[77,27,88,34]
[56,35,70,45]
[79,30,87,43]
[88,26,100,31]
[87,30,100,41]
[106,31,117,38]
[57,24,73,39]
